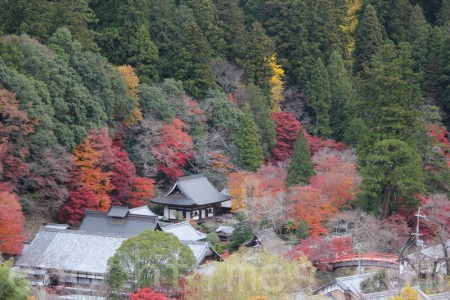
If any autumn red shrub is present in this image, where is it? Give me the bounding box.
[129,288,171,300]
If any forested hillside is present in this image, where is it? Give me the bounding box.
[0,0,449,257]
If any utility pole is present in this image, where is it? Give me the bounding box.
[412,208,427,249]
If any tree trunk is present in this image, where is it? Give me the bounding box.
[381,185,391,219]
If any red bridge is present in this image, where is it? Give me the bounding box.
[328,253,399,269]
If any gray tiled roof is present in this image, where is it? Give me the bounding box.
[107,206,129,218]
[79,211,158,236]
[152,174,230,206]
[181,240,212,267]
[15,228,127,274]
[162,221,207,241]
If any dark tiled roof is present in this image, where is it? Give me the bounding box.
[107,206,129,218]
[152,174,231,206]
[152,193,196,206]
[79,211,158,236]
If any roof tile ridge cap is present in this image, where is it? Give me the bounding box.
[178,174,205,180]
[164,220,190,228]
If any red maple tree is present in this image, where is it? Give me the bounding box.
[151,118,195,181]
[110,146,136,206]
[271,112,301,162]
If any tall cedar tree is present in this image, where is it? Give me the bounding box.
[357,42,424,149]
[438,32,450,120]
[306,58,332,138]
[184,0,227,58]
[287,129,315,186]
[353,4,383,74]
[215,0,246,62]
[327,50,354,141]
[356,43,426,217]
[238,22,275,91]
[173,22,217,98]
[245,85,276,157]
[128,25,160,84]
[233,104,264,171]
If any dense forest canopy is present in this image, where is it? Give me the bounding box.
[0,0,449,257]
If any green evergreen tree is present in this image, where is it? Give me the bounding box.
[353,4,383,73]
[215,0,247,62]
[245,85,276,157]
[385,0,414,44]
[424,27,444,104]
[128,25,160,84]
[356,43,428,218]
[287,130,315,186]
[0,0,97,50]
[237,22,275,90]
[261,0,292,65]
[437,31,450,121]
[173,21,217,98]
[357,42,424,148]
[357,139,425,219]
[233,104,264,171]
[296,221,309,240]
[437,0,450,26]
[185,0,226,58]
[327,50,354,141]
[405,5,429,72]
[306,58,332,137]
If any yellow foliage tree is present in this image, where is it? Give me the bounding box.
[266,55,285,112]
[227,171,262,213]
[185,251,315,300]
[118,65,139,98]
[389,285,419,300]
[117,65,143,125]
[339,0,362,57]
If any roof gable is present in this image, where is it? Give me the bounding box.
[162,221,207,241]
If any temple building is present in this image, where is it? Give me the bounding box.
[151,174,231,221]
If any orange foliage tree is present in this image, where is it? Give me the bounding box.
[0,184,26,254]
[59,129,115,224]
[128,177,155,208]
[289,148,361,237]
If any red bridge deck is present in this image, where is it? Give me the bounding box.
[327,253,399,269]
